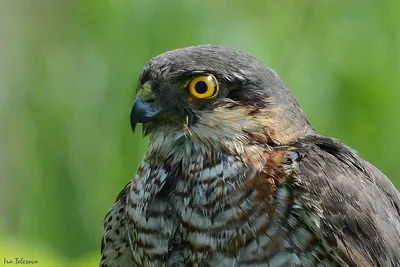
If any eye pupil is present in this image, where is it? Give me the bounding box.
[194,81,208,94]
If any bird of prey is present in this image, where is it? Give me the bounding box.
[100,45,400,267]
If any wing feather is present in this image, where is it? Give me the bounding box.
[292,136,400,266]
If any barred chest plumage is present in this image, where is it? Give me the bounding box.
[124,132,343,267]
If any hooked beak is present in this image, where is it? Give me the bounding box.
[130,96,159,132]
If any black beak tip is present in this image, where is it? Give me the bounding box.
[130,119,138,132]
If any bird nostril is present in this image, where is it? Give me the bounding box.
[143,97,156,104]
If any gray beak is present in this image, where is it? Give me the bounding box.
[130,96,159,132]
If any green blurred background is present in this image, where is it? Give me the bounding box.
[0,0,399,266]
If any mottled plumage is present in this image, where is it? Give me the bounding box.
[100,45,400,267]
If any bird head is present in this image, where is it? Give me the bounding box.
[131,45,314,147]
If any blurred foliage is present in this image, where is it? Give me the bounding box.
[0,0,399,265]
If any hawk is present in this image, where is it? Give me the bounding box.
[100,45,400,267]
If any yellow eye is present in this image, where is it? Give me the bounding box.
[187,74,218,99]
